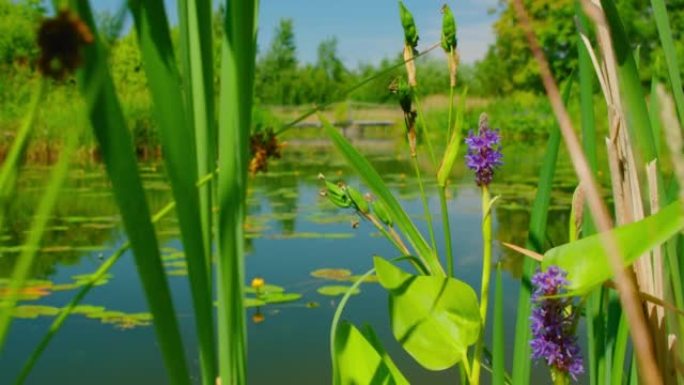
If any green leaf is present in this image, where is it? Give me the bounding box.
[260,292,302,304]
[320,115,443,276]
[334,321,409,385]
[373,257,480,370]
[543,200,684,292]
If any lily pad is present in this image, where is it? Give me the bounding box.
[13,305,60,319]
[317,285,360,296]
[244,284,284,295]
[71,305,105,315]
[310,268,352,281]
[71,273,112,286]
[245,298,266,308]
[166,269,188,276]
[261,292,302,304]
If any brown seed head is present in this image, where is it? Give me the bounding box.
[37,10,94,80]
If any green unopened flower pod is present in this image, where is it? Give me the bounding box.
[346,185,370,214]
[441,4,457,52]
[398,1,419,49]
[372,200,392,226]
[437,88,467,186]
[325,181,351,208]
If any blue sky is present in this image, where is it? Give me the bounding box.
[88,0,499,67]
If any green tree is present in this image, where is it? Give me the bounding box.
[476,0,684,94]
[0,0,44,66]
[255,18,298,104]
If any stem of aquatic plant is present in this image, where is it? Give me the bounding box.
[446,47,456,140]
[361,212,410,256]
[439,187,454,277]
[411,156,437,253]
[275,42,441,136]
[471,185,493,385]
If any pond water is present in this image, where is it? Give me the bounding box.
[0,134,589,384]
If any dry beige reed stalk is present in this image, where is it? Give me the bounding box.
[509,0,662,382]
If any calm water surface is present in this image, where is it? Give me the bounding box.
[0,136,587,384]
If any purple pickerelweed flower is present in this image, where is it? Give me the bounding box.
[465,114,503,186]
[530,266,584,382]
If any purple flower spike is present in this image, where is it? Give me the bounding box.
[464,114,503,186]
[530,266,584,382]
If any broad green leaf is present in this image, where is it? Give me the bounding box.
[334,321,409,385]
[543,200,684,292]
[373,257,480,370]
[261,292,302,304]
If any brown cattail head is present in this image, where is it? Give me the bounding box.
[249,129,282,174]
[37,9,94,80]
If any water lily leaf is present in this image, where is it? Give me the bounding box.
[164,261,187,268]
[543,200,684,293]
[13,305,60,319]
[71,273,112,286]
[374,257,480,370]
[318,285,360,297]
[52,283,81,292]
[244,298,266,308]
[334,321,409,385]
[347,274,379,283]
[166,269,188,276]
[261,292,302,304]
[71,305,106,315]
[244,284,284,294]
[311,268,352,281]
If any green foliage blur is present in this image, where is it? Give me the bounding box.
[0,0,681,149]
[477,0,684,95]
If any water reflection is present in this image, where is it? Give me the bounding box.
[1,135,585,384]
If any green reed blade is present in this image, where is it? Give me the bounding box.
[576,3,603,383]
[511,73,574,384]
[600,0,657,165]
[128,2,216,384]
[649,79,663,156]
[493,263,505,385]
[650,0,684,124]
[320,115,444,277]
[0,79,46,232]
[0,104,78,350]
[183,0,215,279]
[71,2,191,384]
[217,1,257,384]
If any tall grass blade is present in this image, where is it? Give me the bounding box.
[179,0,216,278]
[71,2,191,384]
[650,0,684,124]
[128,2,216,383]
[319,115,444,276]
[492,263,505,385]
[599,0,657,165]
[510,74,573,384]
[576,4,603,383]
[0,107,78,349]
[0,79,46,232]
[217,0,257,383]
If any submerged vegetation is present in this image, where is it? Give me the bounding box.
[1,0,684,384]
